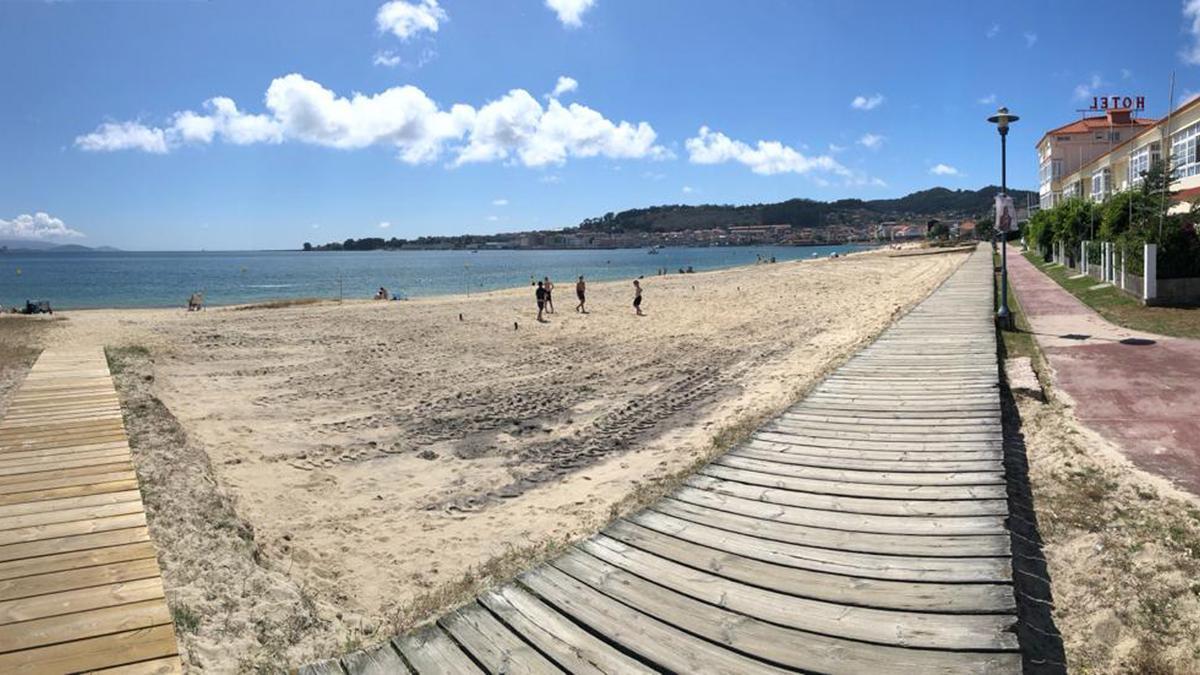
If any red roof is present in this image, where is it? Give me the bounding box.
[1172,186,1200,202]
[1037,113,1158,148]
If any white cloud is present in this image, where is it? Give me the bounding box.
[1023,31,1037,48]
[828,143,846,153]
[1074,74,1103,100]
[550,76,578,98]
[1121,68,1133,79]
[858,133,884,150]
[1185,0,1200,65]
[685,126,848,177]
[376,0,446,40]
[378,221,392,229]
[74,121,168,154]
[373,50,402,67]
[0,212,84,240]
[850,93,884,111]
[681,185,694,194]
[978,93,997,105]
[545,0,595,28]
[456,88,667,167]
[986,23,999,38]
[486,215,499,221]
[76,74,666,168]
[492,198,508,206]
[539,174,562,183]
[930,163,959,176]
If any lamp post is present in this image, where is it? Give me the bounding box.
[987,106,1019,330]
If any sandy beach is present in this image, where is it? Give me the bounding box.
[4,249,967,670]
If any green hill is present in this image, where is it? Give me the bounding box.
[578,186,1037,233]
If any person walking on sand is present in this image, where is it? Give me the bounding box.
[633,279,644,316]
[536,281,548,322]
[575,275,587,313]
[543,277,555,313]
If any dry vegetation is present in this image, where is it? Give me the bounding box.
[0,315,59,411]
[1019,362,1200,672]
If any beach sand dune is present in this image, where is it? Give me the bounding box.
[42,250,967,668]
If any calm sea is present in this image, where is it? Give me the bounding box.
[0,244,873,310]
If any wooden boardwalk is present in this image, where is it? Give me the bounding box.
[305,247,1021,674]
[0,348,181,674]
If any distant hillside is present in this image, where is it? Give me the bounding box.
[578,186,1037,233]
[0,241,119,252]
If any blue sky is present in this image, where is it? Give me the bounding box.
[3,0,1200,250]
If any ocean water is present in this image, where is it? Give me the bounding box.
[0,244,873,310]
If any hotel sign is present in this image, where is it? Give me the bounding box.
[1089,95,1145,111]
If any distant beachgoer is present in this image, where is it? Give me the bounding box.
[536,281,547,322]
[374,287,389,300]
[575,276,587,313]
[633,279,644,316]
[543,277,555,313]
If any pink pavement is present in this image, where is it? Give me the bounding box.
[1005,245,1200,496]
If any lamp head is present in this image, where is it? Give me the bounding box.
[987,106,1019,132]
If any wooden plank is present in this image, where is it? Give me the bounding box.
[519,565,788,674]
[569,542,1017,650]
[298,658,347,675]
[438,602,562,674]
[0,511,147,548]
[0,525,150,567]
[600,522,1014,613]
[0,576,164,624]
[341,641,411,675]
[713,455,1005,487]
[0,557,162,601]
[0,498,143,532]
[686,473,1008,517]
[0,489,143,519]
[0,624,178,673]
[0,468,137,495]
[0,598,171,652]
[89,656,184,674]
[545,556,1018,673]
[479,585,655,675]
[0,540,157,581]
[393,624,484,674]
[0,479,140,507]
[733,445,1001,473]
[655,497,1007,558]
[628,510,1011,583]
[699,462,1007,500]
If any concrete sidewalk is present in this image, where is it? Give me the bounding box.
[1006,245,1200,496]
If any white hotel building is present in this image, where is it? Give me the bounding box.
[1037,98,1200,211]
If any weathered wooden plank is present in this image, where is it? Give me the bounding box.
[734,445,1002,473]
[600,523,1015,613]
[393,623,484,674]
[438,602,562,674]
[547,553,1020,673]
[0,524,150,566]
[341,640,410,675]
[89,656,185,674]
[571,541,1017,650]
[628,510,1011,582]
[686,473,1008,517]
[520,565,788,674]
[479,585,655,674]
[714,454,1005,487]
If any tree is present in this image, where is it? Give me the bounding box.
[302,242,312,251]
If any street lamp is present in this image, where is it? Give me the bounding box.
[987,106,1019,329]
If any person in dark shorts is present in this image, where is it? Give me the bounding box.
[536,281,547,322]
[543,276,555,313]
[575,275,587,313]
[633,279,643,316]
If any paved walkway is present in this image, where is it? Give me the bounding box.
[0,348,180,673]
[302,247,1022,674]
[1007,245,1200,496]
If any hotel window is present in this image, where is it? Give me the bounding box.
[1128,142,1161,185]
[1171,123,1200,179]
[1039,159,1064,185]
[1090,168,1111,201]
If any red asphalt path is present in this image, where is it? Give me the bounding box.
[1006,245,1200,496]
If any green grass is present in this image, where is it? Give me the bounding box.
[1022,251,1200,339]
[994,252,1038,360]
